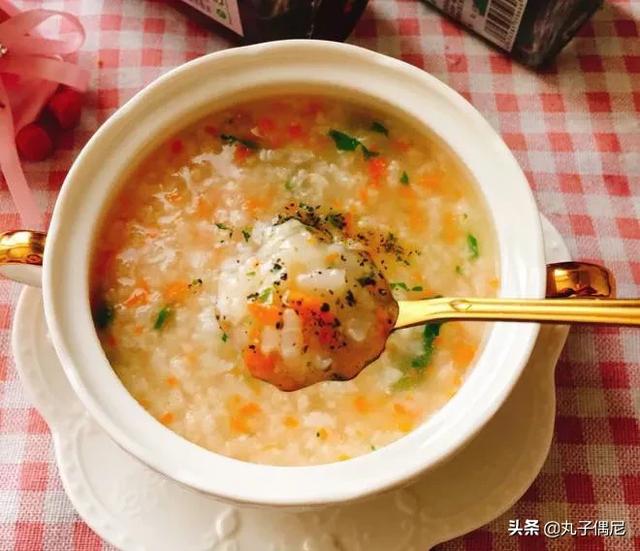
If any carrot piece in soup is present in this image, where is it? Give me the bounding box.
[452,343,476,367]
[247,302,281,326]
[243,348,277,379]
[159,412,175,425]
[164,281,189,303]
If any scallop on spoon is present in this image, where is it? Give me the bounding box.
[215,220,639,391]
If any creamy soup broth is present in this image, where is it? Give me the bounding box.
[91,95,498,465]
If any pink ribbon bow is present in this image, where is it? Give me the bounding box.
[0,1,89,228]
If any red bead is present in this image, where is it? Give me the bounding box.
[15,123,54,162]
[47,88,84,130]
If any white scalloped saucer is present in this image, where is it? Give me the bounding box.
[12,216,570,551]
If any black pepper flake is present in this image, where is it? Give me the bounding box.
[357,275,376,287]
[320,302,330,312]
[345,290,356,306]
[275,321,283,330]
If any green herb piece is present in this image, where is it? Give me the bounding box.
[328,129,360,151]
[410,323,441,370]
[326,212,346,230]
[400,171,410,185]
[257,287,272,303]
[370,444,377,451]
[284,180,294,192]
[215,222,231,231]
[392,374,418,391]
[94,302,114,329]
[455,265,463,275]
[242,228,252,242]
[246,271,256,277]
[154,306,172,330]
[327,129,379,160]
[390,282,409,291]
[221,332,229,342]
[370,121,389,136]
[220,134,258,150]
[467,233,479,260]
[411,285,423,292]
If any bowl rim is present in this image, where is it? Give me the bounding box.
[43,40,545,507]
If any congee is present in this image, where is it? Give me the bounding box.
[91,95,498,465]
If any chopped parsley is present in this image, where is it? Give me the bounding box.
[220,134,258,149]
[154,306,172,330]
[284,179,294,191]
[215,222,231,231]
[400,171,410,185]
[467,233,479,260]
[390,282,423,292]
[370,121,389,136]
[246,271,256,277]
[221,332,229,342]
[94,302,114,329]
[410,323,441,370]
[390,282,409,291]
[257,287,273,303]
[327,129,379,160]
[455,265,463,275]
[242,228,252,242]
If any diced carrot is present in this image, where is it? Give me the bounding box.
[368,157,388,187]
[243,196,266,215]
[358,186,369,204]
[419,173,441,191]
[122,287,149,307]
[391,139,410,152]
[257,117,276,136]
[136,278,150,293]
[234,144,252,164]
[164,281,189,303]
[243,348,278,379]
[166,375,179,387]
[230,416,250,434]
[325,252,339,264]
[399,185,415,199]
[239,402,262,416]
[452,343,476,367]
[159,412,174,425]
[133,324,144,335]
[441,211,460,244]
[247,302,281,326]
[354,395,370,414]
[195,197,214,219]
[287,122,306,140]
[303,100,324,116]
[283,416,299,428]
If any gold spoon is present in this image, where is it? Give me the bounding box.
[396,262,640,329]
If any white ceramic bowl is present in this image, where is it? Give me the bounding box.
[32,41,545,508]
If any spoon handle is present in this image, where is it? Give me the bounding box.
[395,298,640,329]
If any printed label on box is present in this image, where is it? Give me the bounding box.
[181,0,243,36]
[426,0,527,51]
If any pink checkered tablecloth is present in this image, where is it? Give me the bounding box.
[0,0,639,549]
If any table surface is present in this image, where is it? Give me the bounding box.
[1,0,639,549]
